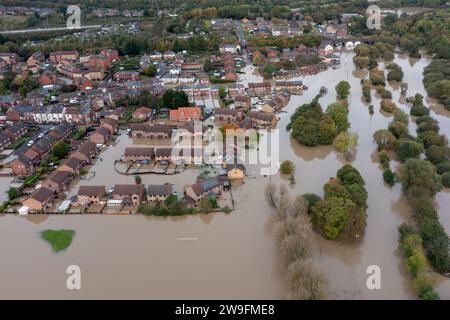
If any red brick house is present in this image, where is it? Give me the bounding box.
[90,126,111,145]
[169,107,202,123]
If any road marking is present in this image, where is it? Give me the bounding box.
[177,237,199,241]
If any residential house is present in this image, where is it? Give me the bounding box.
[49,51,79,64]
[4,122,27,142]
[90,126,111,145]
[58,156,85,174]
[219,44,239,54]
[169,107,202,123]
[0,53,20,65]
[234,96,251,110]
[225,163,246,180]
[41,170,72,193]
[130,124,173,140]
[22,187,54,211]
[112,184,146,206]
[77,186,106,205]
[101,118,118,134]
[48,124,71,141]
[71,141,97,163]
[11,155,34,176]
[132,107,152,121]
[31,136,55,158]
[248,82,272,96]
[123,147,155,161]
[214,108,243,124]
[275,80,303,93]
[246,111,277,129]
[185,177,222,202]
[147,184,172,202]
[114,71,139,82]
[0,133,11,152]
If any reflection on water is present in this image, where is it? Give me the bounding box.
[0,52,449,299]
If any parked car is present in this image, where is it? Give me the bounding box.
[27,140,34,147]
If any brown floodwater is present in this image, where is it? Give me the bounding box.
[0,51,449,299]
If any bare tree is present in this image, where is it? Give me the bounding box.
[286,259,328,300]
[291,195,308,218]
[265,182,278,208]
[280,234,312,263]
[276,191,291,219]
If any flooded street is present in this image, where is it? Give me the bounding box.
[0,51,449,299]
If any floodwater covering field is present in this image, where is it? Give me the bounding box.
[0,51,449,299]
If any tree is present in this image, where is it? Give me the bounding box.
[144,64,157,77]
[394,109,409,125]
[52,141,69,159]
[280,160,295,175]
[374,129,397,150]
[388,121,409,138]
[162,89,189,109]
[425,145,450,165]
[198,197,213,213]
[134,175,142,184]
[380,99,397,113]
[396,139,424,162]
[7,187,21,200]
[311,196,354,239]
[333,132,358,161]
[286,259,327,300]
[265,183,277,208]
[218,86,226,100]
[383,167,396,186]
[398,159,441,200]
[335,81,351,99]
[410,94,430,116]
[387,63,404,82]
[337,164,365,186]
[326,102,350,133]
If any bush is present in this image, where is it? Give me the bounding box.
[395,139,424,162]
[388,121,409,138]
[280,160,295,175]
[379,150,390,169]
[337,164,365,186]
[380,99,397,113]
[335,81,351,99]
[442,172,450,188]
[426,145,449,165]
[394,109,409,125]
[383,167,395,186]
[303,193,321,212]
[436,162,450,174]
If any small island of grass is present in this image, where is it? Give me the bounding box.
[41,229,75,252]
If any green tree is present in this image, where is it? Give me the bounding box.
[52,141,69,159]
[134,175,142,184]
[396,139,424,162]
[280,160,295,175]
[144,64,157,77]
[326,102,350,133]
[7,187,21,200]
[373,129,397,150]
[333,132,358,161]
[335,81,351,99]
[398,159,441,200]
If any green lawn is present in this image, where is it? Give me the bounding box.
[6,135,31,150]
[41,229,75,252]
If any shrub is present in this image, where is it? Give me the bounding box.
[337,164,365,186]
[280,160,295,175]
[436,162,450,174]
[395,139,424,162]
[335,81,351,99]
[379,150,390,169]
[425,145,450,165]
[383,167,395,186]
[380,99,397,113]
[388,121,409,138]
[394,109,409,125]
[303,193,321,212]
[442,172,450,188]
